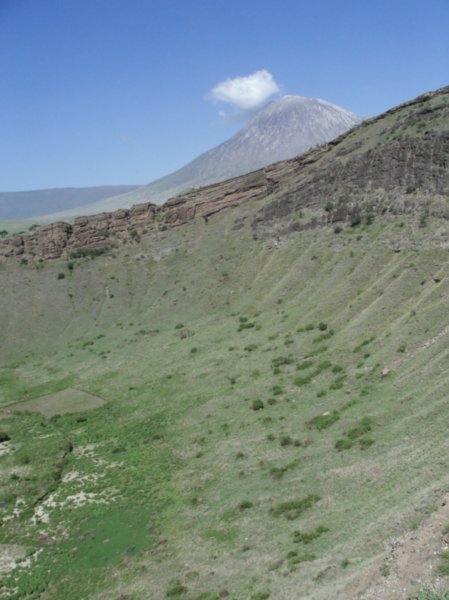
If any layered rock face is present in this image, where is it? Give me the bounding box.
[0,164,295,259]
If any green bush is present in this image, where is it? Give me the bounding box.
[293,525,329,544]
[335,438,354,451]
[244,344,258,352]
[251,400,264,411]
[359,437,375,450]
[271,356,294,368]
[271,494,320,519]
[306,412,340,431]
[347,417,373,439]
[69,246,109,259]
[287,551,316,566]
[166,580,188,598]
[280,435,292,447]
[238,321,255,331]
[296,360,314,371]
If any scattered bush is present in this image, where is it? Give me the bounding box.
[347,417,373,440]
[287,551,316,567]
[251,400,264,411]
[238,321,255,331]
[306,412,340,431]
[272,356,294,368]
[129,228,141,242]
[296,360,314,371]
[166,580,188,598]
[313,330,334,343]
[280,435,293,447]
[293,374,313,387]
[359,437,375,450]
[293,525,329,544]
[336,417,374,451]
[329,375,346,390]
[244,344,258,352]
[335,438,354,451]
[269,460,299,480]
[270,494,320,519]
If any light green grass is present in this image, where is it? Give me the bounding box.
[2,204,449,598]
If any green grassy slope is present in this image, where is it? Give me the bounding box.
[2,200,449,598]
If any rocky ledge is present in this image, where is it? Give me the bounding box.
[0,162,296,260]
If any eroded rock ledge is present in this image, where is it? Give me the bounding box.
[0,163,296,260]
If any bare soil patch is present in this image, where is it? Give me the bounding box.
[2,388,105,418]
[345,493,449,599]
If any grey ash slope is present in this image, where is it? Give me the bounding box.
[0,185,140,221]
[158,95,362,189]
[44,95,361,219]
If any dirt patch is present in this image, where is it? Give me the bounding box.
[1,388,106,418]
[345,493,449,599]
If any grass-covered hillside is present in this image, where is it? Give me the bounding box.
[1,87,449,600]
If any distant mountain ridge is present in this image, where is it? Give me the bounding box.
[0,185,140,221]
[34,95,362,220]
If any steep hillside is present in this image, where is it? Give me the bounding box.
[40,95,360,219]
[1,86,449,600]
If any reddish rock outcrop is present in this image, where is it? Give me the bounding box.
[0,163,291,260]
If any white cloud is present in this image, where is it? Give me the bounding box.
[210,70,279,110]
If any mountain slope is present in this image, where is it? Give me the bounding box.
[1,86,449,600]
[0,185,140,220]
[40,95,361,219]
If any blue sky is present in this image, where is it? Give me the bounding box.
[0,0,448,191]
